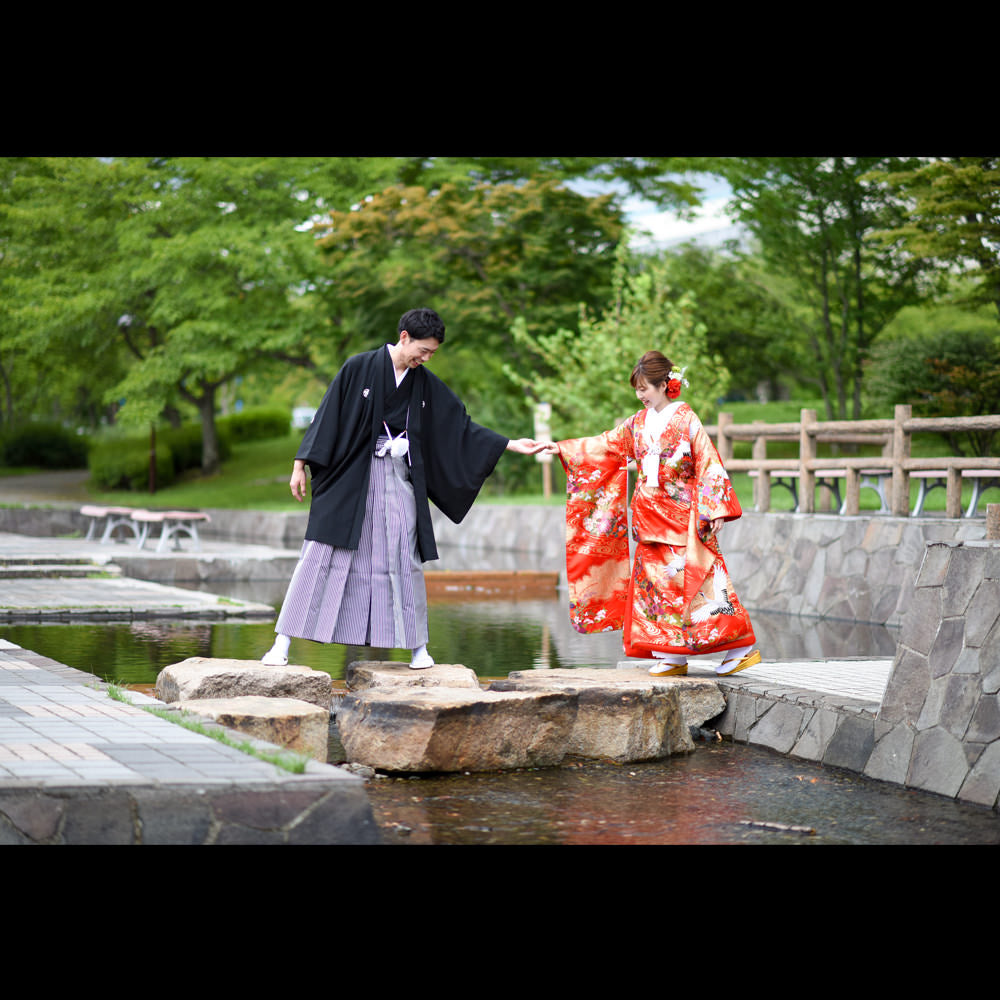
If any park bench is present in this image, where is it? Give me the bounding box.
[911,470,1000,518]
[749,468,891,514]
[80,505,142,544]
[130,509,212,552]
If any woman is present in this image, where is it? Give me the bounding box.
[542,351,759,676]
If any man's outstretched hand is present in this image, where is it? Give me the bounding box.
[506,438,549,455]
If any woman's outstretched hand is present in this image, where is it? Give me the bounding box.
[506,438,551,455]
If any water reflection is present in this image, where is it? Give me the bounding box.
[367,743,1000,846]
[0,579,898,687]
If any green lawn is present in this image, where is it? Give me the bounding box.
[83,435,305,511]
[5,402,996,517]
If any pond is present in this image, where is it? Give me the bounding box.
[364,742,1000,846]
[5,577,998,845]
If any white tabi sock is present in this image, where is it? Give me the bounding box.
[262,633,291,666]
[409,644,434,670]
[717,643,754,673]
[651,651,688,666]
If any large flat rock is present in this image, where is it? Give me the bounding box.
[491,667,727,732]
[155,657,334,709]
[345,660,481,691]
[336,687,577,773]
[335,663,706,773]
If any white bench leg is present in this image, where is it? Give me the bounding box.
[156,525,173,553]
[913,477,942,516]
[964,477,997,518]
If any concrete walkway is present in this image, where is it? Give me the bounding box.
[0,530,293,619]
[0,527,381,843]
[0,637,380,844]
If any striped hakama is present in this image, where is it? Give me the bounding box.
[274,439,428,649]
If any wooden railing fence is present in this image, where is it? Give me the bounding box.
[706,403,1000,520]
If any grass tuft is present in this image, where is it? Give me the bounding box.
[106,683,309,774]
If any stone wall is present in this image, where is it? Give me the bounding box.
[713,538,1000,810]
[720,512,987,627]
[429,506,986,628]
[869,540,1000,807]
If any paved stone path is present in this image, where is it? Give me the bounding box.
[0,639,294,785]
[0,637,378,844]
[686,658,892,702]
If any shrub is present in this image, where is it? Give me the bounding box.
[866,328,1000,455]
[1,422,90,469]
[160,423,233,473]
[89,440,175,492]
[216,407,291,443]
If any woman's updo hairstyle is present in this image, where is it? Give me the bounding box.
[630,351,674,390]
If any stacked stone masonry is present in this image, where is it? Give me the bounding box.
[715,539,1000,811]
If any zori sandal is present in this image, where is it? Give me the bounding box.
[716,649,761,676]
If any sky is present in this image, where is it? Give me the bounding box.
[623,174,744,252]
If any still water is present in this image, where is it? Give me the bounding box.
[4,579,999,845]
[0,577,899,686]
[365,743,1000,846]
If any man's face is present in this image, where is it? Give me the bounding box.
[398,331,441,368]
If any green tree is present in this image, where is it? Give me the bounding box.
[393,156,710,212]
[1,156,396,473]
[866,157,1000,321]
[714,156,930,419]
[311,176,627,436]
[505,241,729,439]
[0,157,135,431]
[656,244,800,399]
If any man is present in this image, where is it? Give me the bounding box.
[262,307,543,668]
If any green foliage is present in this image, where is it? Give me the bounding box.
[867,157,1000,320]
[160,423,233,472]
[0,421,90,469]
[89,438,175,491]
[714,156,930,419]
[656,245,801,397]
[216,407,291,443]
[505,242,730,438]
[866,327,1000,455]
[0,156,394,474]
[83,434,297,509]
[313,177,626,433]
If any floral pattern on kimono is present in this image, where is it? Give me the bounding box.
[559,402,755,658]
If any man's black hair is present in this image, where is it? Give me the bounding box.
[398,307,446,344]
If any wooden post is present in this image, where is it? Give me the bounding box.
[945,467,962,518]
[987,504,1000,540]
[845,468,860,515]
[799,409,816,514]
[717,412,733,463]
[752,432,768,511]
[891,403,912,516]
[149,424,157,494]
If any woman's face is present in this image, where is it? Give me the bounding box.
[635,377,670,412]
